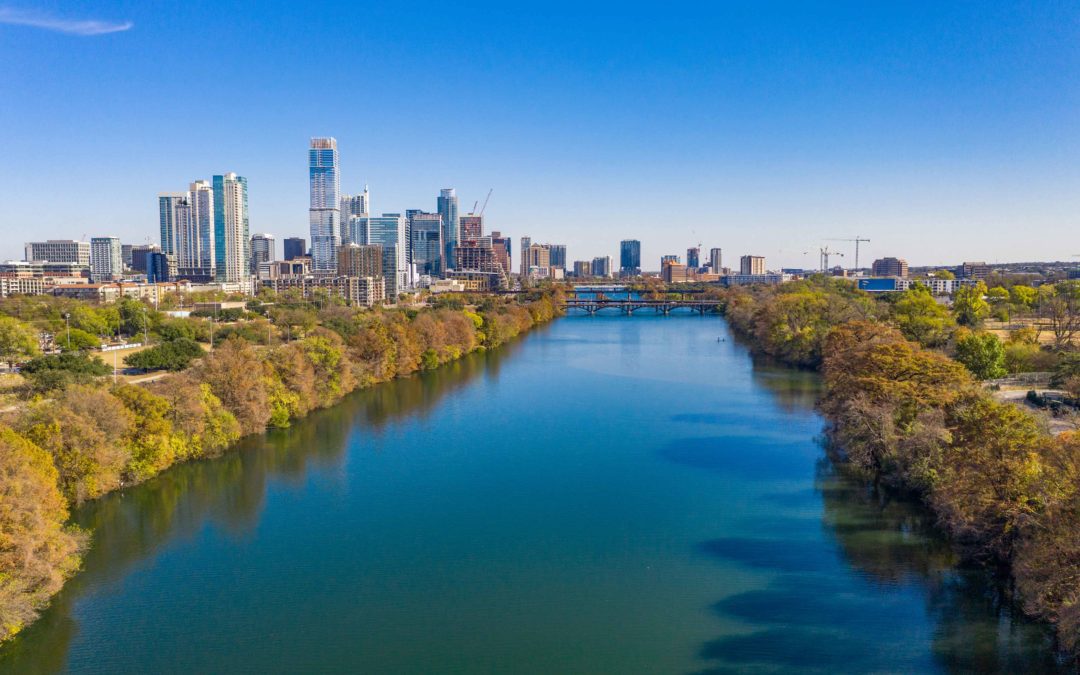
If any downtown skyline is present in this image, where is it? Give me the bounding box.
[2,2,1079,268]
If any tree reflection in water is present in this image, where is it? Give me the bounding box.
[693,361,1069,674]
[0,342,518,674]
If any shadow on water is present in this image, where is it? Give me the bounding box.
[690,360,1071,675]
[0,340,522,674]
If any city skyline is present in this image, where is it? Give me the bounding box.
[2,2,1079,267]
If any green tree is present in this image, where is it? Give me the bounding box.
[1010,285,1038,308]
[890,284,955,347]
[954,331,1007,380]
[60,328,101,352]
[125,338,203,371]
[0,316,40,368]
[952,282,990,327]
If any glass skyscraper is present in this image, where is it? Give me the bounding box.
[309,138,340,272]
[363,213,408,298]
[213,172,249,282]
[620,239,641,276]
[437,188,459,270]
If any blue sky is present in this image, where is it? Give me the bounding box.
[1,1,1078,269]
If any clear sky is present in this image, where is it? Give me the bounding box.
[2,1,1078,270]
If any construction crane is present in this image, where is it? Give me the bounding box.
[826,236,870,271]
[471,200,479,214]
[819,246,843,273]
[478,188,493,216]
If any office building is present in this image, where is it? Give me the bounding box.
[250,234,275,275]
[619,239,641,277]
[147,252,177,283]
[519,236,531,277]
[213,172,249,282]
[24,240,91,266]
[90,236,122,281]
[284,237,307,261]
[365,214,408,297]
[438,188,459,270]
[871,257,909,278]
[709,248,722,272]
[524,243,551,279]
[409,212,443,276]
[130,245,160,274]
[740,255,766,275]
[573,261,591,277]
[337,243,383,278]
[309,138,341,272]
[460,214,482,240]
[957,261,991,280]
[340,187,369,225]
[591,256,612,278]
[549,244,567,271]
[121,244,134,269]
[687,247,700,270]
[661,254,680,266]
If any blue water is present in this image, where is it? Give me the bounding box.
[0,316,1064,673]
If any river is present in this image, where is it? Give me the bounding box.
[0,315,1067,673]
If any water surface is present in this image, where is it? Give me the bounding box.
[0,316,1064,673]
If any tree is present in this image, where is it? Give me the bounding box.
[1010,285,1038,308]
[952,282,990,327]
[0,316,39,368]
[1038,281,1080,349]
[117,298,151,337]
[934,269,956,280]
[0,427,85,642]
[60,328,101,352]
[189,337,270,435]
[125,338,203,371]
[954,331,1007,380]
[20,352,111,393]
[890,284,955,347]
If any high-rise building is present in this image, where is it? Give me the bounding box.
[524,243,551,279]
[709,248,722,272]
[190,180,215,276]
[250,234,275,275]
[121,244,134,269]
[438,188,459,270]
[130,244,160,274]
[340,187,370,244]
[520,236,531,277]
[619,240,641,276]
[460,214,482,240]
[687,247,700,269]
[365,214,408,297]
[454,236,508,288]
[661,254,680,266]
[573,261,591,277]
[158,193,187,257]
[740,255,765,275]
[147,252,177,283]
[24,240,91,266]
[337,243,383,278]
[90,236,123,281]
[213,172,249,282]
[284,237,307,261]
[309,138,341,272]
[409,212,443,276]
[549,244,567,271]
[871,257,909,278]
[490,231,512,278]
[591,256,613,278]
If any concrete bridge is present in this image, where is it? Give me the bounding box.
[563,298,722,315]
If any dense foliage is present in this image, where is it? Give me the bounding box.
[723,278,1080,660]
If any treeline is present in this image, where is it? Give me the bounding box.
[722,278,1080,659]
[0,290,561,643]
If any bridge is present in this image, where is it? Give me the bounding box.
[563,298,722,315]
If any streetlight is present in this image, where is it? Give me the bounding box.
[64,312,70,350]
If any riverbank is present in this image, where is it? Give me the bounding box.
[721,278,1080,662]
[0,291,562,644]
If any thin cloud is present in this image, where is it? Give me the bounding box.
[0,6,132,35]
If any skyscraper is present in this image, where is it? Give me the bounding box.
[709,248,722,273]
[90,236,122,281]
[365,214,408,297]
[309,138,340,272]
[284,237,307,261]
[337,243,383,278]
[740,255,765,275]
[158,193,187,257]
[340,187,369,244]
[190,180,215,276]
[687,247,700,270]
[548,244,567,271]
[409,212,443,276]
[250,234,275,275]
[619,239,641,276]
[520,236,531,277]
[591,256,613,278]
[490,231,512,278]
[213,172,249,282]
[437,188,459,270]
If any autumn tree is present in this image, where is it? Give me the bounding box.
[0,316,39,368]
[952,282,990,327]
[890,284,955,347]
[954,331,1007,380]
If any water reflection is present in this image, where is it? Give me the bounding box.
[0,343,514,674]
[692,362,1070,674]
